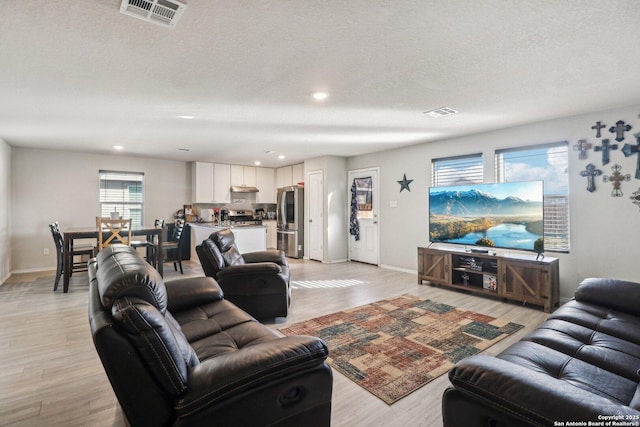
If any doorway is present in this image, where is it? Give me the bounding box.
[348,167,379,265]
[307,170,324,261]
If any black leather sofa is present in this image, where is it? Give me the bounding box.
[196,229,290,319]
[442,277,640,427]
[88,245,332,427]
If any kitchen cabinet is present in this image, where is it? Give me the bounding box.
[256,167,276,203]
[292,163,304,185]
[231,165,257,188]
[191,162,230,203]
[276,166,292,189]
[275,163,304,188]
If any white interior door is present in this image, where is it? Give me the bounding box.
[348,168,379,265]
[308,171,324,261]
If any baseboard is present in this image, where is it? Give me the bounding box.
[10,266,56,275]
[380,264,416,275]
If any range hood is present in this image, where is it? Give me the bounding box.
[230,186,259,193]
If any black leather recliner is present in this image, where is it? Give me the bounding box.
[196,229,291,319]
[88,244,332,427]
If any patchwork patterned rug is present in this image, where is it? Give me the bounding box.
[279,294,524,404]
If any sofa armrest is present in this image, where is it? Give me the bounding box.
[175,335,329,416]
[217,262,282,279]
[449,355,640,425]
[575,277,640,315]
[243,249,287,265]
[165,277,224,312]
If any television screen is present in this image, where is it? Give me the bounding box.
[429,181,544,252]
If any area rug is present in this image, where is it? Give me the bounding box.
[279,294,524,404]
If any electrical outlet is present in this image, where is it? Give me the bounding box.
[43,248,49,256]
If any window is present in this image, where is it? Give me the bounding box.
[353,177,373,219]
[495,142,569,252]
[431,153,483,187]
[99,170,144,228]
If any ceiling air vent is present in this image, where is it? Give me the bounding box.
[120,0,186,29]
[424,107,459,118]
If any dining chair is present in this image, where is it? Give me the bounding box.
[160,219,189,274]
[131,219,165,268]
[96,217,132,250]
[49,222,95,291]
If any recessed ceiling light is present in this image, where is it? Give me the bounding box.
[311,92,329,101]
[113,145,124,150]
[278,155,285,160]
[254,161,261,166]
[178,115,195,119]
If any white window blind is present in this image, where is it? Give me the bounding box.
[495,142,569,252]
[99,170,144,228]
[432,153,483,187]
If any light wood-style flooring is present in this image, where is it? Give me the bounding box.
[0,259,549,427]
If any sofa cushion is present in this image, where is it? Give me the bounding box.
[112,296,199,396]
[199,239,225,275]
[171,298,279,361]
[575,277,640,316]
[211,230,246,266]
[96,244,168,313]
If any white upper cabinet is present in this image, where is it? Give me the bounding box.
[213,163,231,203]
[191,162,230,203]
[276,163,304,189]
[256,167,276,203]
[276,166,292,189]
[231,165,257,187]
[292,163,304,185]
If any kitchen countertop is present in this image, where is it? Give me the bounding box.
[189,222,266,230]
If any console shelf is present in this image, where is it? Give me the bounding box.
[418,246,559,312]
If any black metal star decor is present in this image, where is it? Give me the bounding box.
[397,174,414,192]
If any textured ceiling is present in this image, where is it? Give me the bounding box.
[1,1,640,167]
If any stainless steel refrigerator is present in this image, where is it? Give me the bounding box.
[277,185,304,258]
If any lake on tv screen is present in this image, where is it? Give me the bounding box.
[446,223,540,250]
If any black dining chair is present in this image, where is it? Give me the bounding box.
[160,219,188,274]
[131,219,165,268]
[49,222,95,291]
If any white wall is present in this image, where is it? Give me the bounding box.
[304,156,348,262]
[0,139,11,283]
[348,103,640,299]
[10,148,190,273]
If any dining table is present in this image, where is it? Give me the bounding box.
[61,225,164,293]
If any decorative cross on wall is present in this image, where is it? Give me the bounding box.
[622,133,640,179]
[630,188,640,211]
[591,121,606,138]
[573,139,592,160]
[609,120,632,142]
[579,163,602,193]
[603,164,631,197]
[594,139,618,165]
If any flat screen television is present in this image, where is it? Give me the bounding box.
[428,181,544,252]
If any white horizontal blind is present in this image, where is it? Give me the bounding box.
[495,142,569,252]
[99,170,144,228]
[431,153,483,187]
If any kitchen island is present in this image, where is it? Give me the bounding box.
[190,223,267,258]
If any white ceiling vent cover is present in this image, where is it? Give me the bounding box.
[120,0,186,29]
[424,107,459,118]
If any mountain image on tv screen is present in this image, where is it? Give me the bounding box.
[428,181,544,252]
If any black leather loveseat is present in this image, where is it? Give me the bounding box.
[442,277,640,427]
[88,245,332,427]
